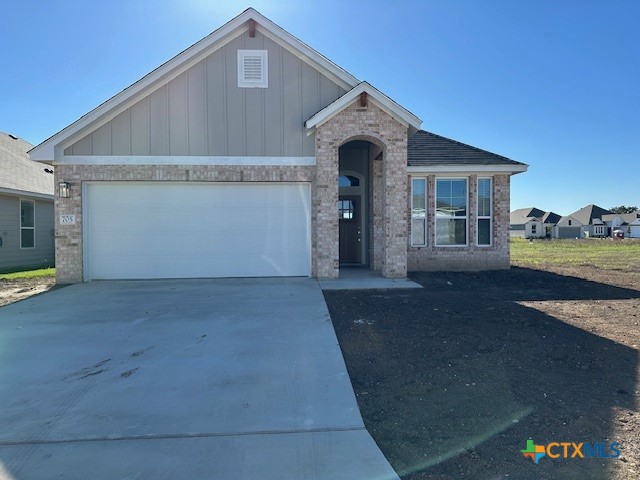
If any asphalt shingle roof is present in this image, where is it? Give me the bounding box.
[0,132,53,196]
[408,130,525,167]
[568,204,612,226]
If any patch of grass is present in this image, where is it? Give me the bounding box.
[0,268,56,280]
[510,237,640,272]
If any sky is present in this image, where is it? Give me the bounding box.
[1,0,638,215]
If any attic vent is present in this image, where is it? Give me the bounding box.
[237,50,268,88]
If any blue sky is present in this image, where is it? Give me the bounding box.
[1,0,638,214]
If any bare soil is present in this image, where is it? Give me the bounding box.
[0,278,56,307]
[324,266,640,480]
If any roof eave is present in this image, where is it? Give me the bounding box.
[305,82,422,135]
[407,164,528,174]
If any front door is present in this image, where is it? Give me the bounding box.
[339,195,361,264]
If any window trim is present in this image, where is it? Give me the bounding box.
[237,50,268,88]
[435,177,468,247]
[411,177,427,247]
[477,177,493,247]
[19,198,36,249]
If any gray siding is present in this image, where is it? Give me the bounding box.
[66,30,347,157]
[0,194,55,272]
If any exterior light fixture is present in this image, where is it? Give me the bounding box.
[59,182,71,198]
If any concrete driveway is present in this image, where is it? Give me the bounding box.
[0,279,398,479]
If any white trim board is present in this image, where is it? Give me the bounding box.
[55,156,316,166]
[305,81,422,134]
[0,186,54,200]
[407,164,528,174]
[30,8,359,163]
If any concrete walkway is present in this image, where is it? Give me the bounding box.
[0,279,398,479]
[319,268,423,290]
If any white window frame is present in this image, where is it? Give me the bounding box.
[237,50,268,88]
[594,225,605,236]
[435,177,468,247]
[411,177,427,247]
[20,199,36,249]
[477,177,492,246]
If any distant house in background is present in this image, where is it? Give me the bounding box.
[602,211,640,238]
[556,204,612,239]
[510,207,561,238]
[0,132,54,272]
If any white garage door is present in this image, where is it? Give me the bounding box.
[84,182,311,280]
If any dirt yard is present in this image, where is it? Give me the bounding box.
[324,265,640,479]
[0,277,56,307]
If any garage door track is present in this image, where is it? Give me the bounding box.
[0,278,397,479]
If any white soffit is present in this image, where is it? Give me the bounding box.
[305,82,422,135]
[407,165,528,174]
[29,8,360,162]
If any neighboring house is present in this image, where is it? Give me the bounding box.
[510,207,560,238]
[0,131,54,272]
[29,8,527,284]
[556,204,612,238]
[602,212,640,238]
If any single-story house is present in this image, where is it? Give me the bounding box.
[602,212,640,238]
[0,131,54,272]
[555,204,612,239]
[510,208,560,238]
[29,8,527,283]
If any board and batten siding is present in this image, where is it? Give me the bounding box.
[0,195,55,272]
[65,30,346,158]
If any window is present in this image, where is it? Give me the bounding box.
[436,178,467,246]
[237,50,268,88]
[477,177,492,246]
[20,199,35,248]
[594,225,604,235]
[338,200,354,219]
[531,224,537,234]
[339,175,360,187]
[411,178,426,246]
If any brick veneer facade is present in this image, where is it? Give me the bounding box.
[407,174,511,271]
[315,102,409,279]
[54,103,511,283]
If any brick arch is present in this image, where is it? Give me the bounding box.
[313,102,409,280]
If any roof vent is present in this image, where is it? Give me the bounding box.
[8,134,18,140]
[237,50,268,88]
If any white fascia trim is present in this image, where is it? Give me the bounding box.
[305,82,422,134]
[30,8,359,162]
[407,164,528,174]
[0,186,53,200]
[55,156,316,166]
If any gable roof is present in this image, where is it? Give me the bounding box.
[602,212,640,224]
[407,130,527,172]
[541,211,562,224]
[568,204,613,226]
[30,8,361,162]
[510,207,546,225]
[0,132,53,197]
[305,81,422,135]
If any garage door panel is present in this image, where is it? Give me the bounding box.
[85,183,311,279]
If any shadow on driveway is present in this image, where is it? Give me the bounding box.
[324,267,640,479]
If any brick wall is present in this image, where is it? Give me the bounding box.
[54,165,316,283]
[407,174,511,271]
[315,102,408,278]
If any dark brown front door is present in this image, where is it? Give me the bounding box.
[339,195,361,264]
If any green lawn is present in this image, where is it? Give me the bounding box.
[0,268,56,280]
[510,237,640,272]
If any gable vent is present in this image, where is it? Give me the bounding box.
[238,50,268,88]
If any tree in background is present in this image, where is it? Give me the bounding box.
[609,205,638,214]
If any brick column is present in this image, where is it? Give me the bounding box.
[382,138,408,277]
[54,166,84,283]
[313,129,339,279]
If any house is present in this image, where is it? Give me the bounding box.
[510,207,560,238]
[0,131,54,272]
[602,212,640,238]
[29,8,527,283]
[556,204,612,238]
